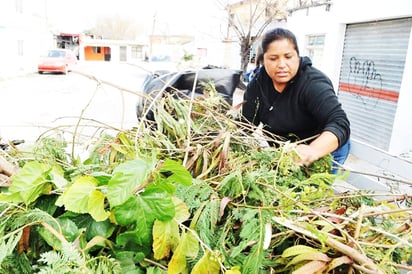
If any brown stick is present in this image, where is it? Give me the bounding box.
[0,155,18,177]
[0,174,11,187]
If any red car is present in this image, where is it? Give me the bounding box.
[38,49,77,74]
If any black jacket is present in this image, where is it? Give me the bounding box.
[242,56,350,148]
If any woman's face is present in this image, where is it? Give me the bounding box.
[263,38,300,92]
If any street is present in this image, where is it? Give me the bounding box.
[0,61,148,145]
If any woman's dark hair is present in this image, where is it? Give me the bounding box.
[261,28,300,56]
[255,45,263,66]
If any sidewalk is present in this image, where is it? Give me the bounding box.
[341,140,412,196]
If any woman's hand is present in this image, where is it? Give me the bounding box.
[295,144,320,166]
[295,131,339,166]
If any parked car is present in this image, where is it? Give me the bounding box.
[37,49,77,74]
[136,67,245,121]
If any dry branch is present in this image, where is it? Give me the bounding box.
[0,155,18,176]
[273,216,385,274]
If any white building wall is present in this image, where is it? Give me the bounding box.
[286,0,412,158]
[286,6,343,88]
[391,27,412,155]
[0,0,53,79]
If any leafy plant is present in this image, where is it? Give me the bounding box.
[0,87,411,274]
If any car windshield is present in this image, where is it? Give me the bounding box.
[47,50,66,57]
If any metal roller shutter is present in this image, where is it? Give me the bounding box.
[338,18,412,150]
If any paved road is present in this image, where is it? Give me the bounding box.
[0,61,149,145]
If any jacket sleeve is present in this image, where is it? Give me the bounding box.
[241,80,261,127]
[303,77,350,148]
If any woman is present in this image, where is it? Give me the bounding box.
[242,28,350,170]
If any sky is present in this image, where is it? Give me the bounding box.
[44,0,228,36]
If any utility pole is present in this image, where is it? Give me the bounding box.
[149,11,157,63]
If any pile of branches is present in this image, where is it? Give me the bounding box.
[0,84,411,274]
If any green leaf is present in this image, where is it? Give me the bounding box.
[286,251,331,268]
[0,230,22,265]
[152,197,192,260]
[34,194,58,215]
[89,171,112,186]
[9,161,51,205]
[113,197,140,226]
[140,188,175,221]
[38,217,79,250]
[182,230,199,258]
[57,217,80,242]
[60,176,97,214]
[85,219,115,241]
[112,190,171,227]
[242,212,265,274]
[88,190,110,221]
[242,242,264,273]
[172,196,190,224]
[0,192,25,203]
[282,245,319,258]
[115,197,156,249]
[161,159,192,186]
[107,159,152,207]
[116,251,146,273]
[116,225,152,253]
[84,236,107,251]
[152,219,180,260]
[151,179,177,194]
[191,249,220,274]
[166,231,199,273]
[49,164,69,189]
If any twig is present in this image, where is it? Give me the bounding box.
[71,69,149,99]
[143,258,167,270]
[41,222,68,244]
[354,203,364,240]
[0,154,19,177]
[362,207,412,218]
[183,70,199,167]
[334,160,412,186]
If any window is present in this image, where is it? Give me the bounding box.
[131,46,142,59]
[306,34,325,68]
[92,47,101,54]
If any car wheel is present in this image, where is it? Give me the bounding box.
[38,71,43,74]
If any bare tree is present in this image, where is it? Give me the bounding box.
[86,14,146,40]
[217,0,288,75]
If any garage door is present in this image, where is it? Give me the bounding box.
[337,18,412,150]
